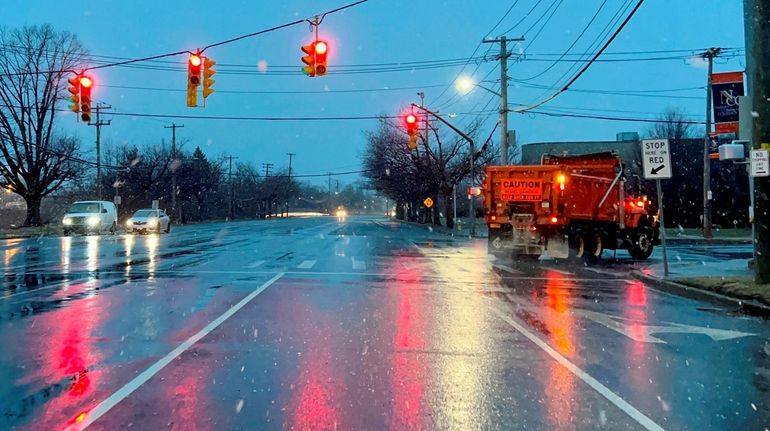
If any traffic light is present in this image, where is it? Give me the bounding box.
[314,40,328,76]
[202,57,216,100]
[187,53,202,107]
[67,75,80,113]
[404,113,418,150]
[301,40,329,77]
[79,75,93,123]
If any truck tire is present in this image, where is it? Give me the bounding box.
[629,229,654,260]
[568,232,587,263]
[584,232,603,264]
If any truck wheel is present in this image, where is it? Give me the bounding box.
[629,230,654,260]
[584,232,603,264]
[569,233,587,263]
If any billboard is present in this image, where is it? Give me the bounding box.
[710,71,744,134]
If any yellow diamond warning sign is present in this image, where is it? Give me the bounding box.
[423,197,434,208]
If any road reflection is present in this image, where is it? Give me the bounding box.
[61,236,71,273]
[536,269,578,431]
[389,255,425,428]
[86,236,99,273]
[146,234,158,279]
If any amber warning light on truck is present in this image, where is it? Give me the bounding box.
[501,179,543,201]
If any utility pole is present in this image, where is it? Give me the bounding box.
[701,47,722,238]
[335,180,340,194]
[262,163,273,178]
[227,155,239,221]
[89,103,111,199]
[328,173,332,213]
[286,153,295,217]
[164,123,183,222]
[748,0,770,283]
[417,92,429,146]
[483,36,524,165]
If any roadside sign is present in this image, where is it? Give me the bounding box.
[423,197,433,208]
[750,149,769,177]
[641,139,672,180]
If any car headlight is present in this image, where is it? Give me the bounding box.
[86,216,100,226]
[126,220,133,227]
[63,218,73,226]
[147,219,157,227]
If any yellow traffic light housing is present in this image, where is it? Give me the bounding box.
[301,42,317,77]
[67,76,80,113]
[79,75,93,123]
[202,57,216,99]
[187,52,202,107]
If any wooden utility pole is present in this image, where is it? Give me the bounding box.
[482,36,524,165]
[89,103,111,200]
[701,47,721,238]
[747,0,770,283]
[164,123,183,222]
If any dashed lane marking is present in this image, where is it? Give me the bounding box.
[297,260,317,269]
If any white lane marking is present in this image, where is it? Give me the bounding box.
[492,264,523,274]
[489,303,665,431]
[541,266,573,275]
[297,260,316,269]
[66,273,285,431]
[247,260,266,268]
[352,257,367,270]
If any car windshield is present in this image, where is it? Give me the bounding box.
[133,210,157,218]
[3,2,770,431]
[67,202,100,213]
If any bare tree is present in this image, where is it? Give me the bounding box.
[0,24,88,225]
[644,107,701,141]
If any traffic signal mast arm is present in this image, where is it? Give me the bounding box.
[410,103,474,146]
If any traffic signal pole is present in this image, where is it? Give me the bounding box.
[701,48,721,238]
[410,103,476,237]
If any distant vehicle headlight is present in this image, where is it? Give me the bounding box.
[126,220,133,227]
[86,216,100,226]
[62,217,73,226]
[147,219,158,227]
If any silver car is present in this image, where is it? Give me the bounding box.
[126,209,171,234]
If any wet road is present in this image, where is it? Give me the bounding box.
[0,216,768,430]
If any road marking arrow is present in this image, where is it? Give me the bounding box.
[651,165,666,175]
[577,309,755,344]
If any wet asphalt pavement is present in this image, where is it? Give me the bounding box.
[0,216,768,430]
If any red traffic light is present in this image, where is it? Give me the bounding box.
[79,76,93,88]
[315,41,328,55]
[405,114,417,125]
[189,54,202,68]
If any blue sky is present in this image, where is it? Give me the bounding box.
[1,0,746,185]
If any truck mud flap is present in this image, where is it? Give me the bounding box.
[546,234,569,259]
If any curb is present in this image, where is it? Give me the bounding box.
[630,270,770,317]
[666,238,752,246]
[389,218,488,239]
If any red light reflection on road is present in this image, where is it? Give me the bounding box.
[389,256,425,428]
[625,280,650,392]
[538,269,577,431]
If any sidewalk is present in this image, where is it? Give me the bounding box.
[665,228,752,245]
[632,246,770,313]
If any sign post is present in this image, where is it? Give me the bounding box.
[642,139,672,277]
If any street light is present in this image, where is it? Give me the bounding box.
[455,75,501,97]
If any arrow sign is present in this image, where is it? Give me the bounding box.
[651,165,666,175]
[577,309,755,344]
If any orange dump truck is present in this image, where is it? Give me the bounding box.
[483,152,659,262]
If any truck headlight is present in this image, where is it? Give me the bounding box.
[62,218,73,226]
[87,217,100,226]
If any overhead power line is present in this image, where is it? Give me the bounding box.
[513,0,647,113]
